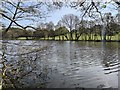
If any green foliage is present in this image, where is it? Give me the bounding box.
[1,21,120,41]
[102,5,106,8]
[33,29,46,38]
[55,26,69,36]
[2,27,33,39]
[106,22,120,36]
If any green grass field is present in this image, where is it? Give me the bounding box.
[52,33,119,41]
[17,32,120,41]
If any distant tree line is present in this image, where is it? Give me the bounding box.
[1,13,120,41]
[1,0,120,41]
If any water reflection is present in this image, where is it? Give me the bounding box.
[0,40,119,88]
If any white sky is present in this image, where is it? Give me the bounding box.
[45,4,118,25]
[45,6,81,25]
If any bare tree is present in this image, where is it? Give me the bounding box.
[1,0,44,34]
[0,0,61,38]
[69,0,119,41]
[45,21,54,31]
[1,0,119,40]
[61,14,79,40]
[55,20,63,30]
[37,22,46,30]
[69,0,119,19]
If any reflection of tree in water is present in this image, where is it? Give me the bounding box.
[1,41,51,89]
[101,42,119,74]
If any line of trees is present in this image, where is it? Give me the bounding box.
[1,13,120,41]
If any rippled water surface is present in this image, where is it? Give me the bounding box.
[0,40,119,88]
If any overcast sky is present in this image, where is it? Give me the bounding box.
[44,6,81,25]
[46,5,118,25]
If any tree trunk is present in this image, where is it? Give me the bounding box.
[59,36,60,40]
[54,36,55,40]
[70,32,73,40]
[62,35,64,40]
[75,31,77,40]
[2,2,20,38]
[65,35,68,40]
[76,33,82,41]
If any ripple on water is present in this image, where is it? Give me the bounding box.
[2,41,119,88]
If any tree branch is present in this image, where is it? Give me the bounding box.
[3,1,21,36]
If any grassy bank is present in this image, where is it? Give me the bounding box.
[1,32,120,41]
[16,33,120,41]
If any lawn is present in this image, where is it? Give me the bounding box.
[16,32,120,41]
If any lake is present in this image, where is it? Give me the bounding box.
[0,40,119,89]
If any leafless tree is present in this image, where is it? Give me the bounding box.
[0,0,62,38]
[55,20,63,30]
[45,21,54,31]
[69,0,119,20]
[61,14,80,40]
[1,0,44,34]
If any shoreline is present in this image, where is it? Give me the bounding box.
[0,39,120,42]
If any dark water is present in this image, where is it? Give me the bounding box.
[0,40,119,88]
